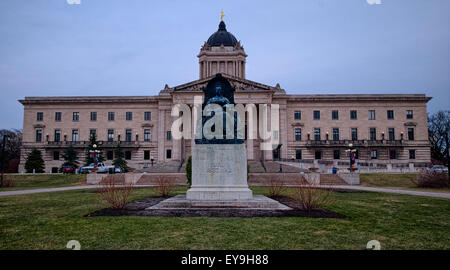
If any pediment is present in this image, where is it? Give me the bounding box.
[169,73,278,92]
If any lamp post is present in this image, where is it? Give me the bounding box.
[345,143,357,172]
[89,144,100,171]
[1,134,9,187]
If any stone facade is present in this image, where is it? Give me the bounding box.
[18,21,432,173]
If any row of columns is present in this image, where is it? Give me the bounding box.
[200,60,245,79]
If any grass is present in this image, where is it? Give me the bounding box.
[360,174,450,194]
[0,174,86,191]
[0,186,449,250]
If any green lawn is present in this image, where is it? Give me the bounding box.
[360,173,450,193]
[0,174,86,191]
[0,186,449,250]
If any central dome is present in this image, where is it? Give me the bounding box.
[206,21,238,47]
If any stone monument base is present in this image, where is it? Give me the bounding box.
[147,195,291,210]
[186,144,253,201]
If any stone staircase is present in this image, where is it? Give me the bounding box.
[319,174,348,185]
[141,161,184,173]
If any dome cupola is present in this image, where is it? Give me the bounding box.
[206,21,238,47]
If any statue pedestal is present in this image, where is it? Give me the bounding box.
[186,144,253,200]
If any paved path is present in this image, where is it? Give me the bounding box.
[0,184,449,199]
[317,185,450,199]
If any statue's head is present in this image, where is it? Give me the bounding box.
[215,83,223,96]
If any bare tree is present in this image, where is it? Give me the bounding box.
[428,110,450,183]
[0,129,22,173]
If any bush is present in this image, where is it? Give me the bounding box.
[1,175,15,187]
[155,176,174,197]
[268,176,286,197]
[412,171,449,188]
[291,178,333,211]
[186,156,192,187]
[97,174,133,209]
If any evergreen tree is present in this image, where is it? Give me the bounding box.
[61,145,79,169]
[85,133,104,165]
[24,148,45,173]
[113,143,128,173]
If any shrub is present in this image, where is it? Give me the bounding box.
[186,156,192,187]
[97,174,133,209]
[412,171,449,188]
[268,176,286,197]
[1,175,15,187]
[155,176,174,197]
[291,178,333,211]
[25,148,45,173]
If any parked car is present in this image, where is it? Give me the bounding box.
[427,165,449,173]
[80,163,118,174]
[62,166,74,174]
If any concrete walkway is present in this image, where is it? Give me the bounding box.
[0,184,449,199]
[318,185,450,199]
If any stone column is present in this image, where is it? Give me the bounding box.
[158,109,165,163]
[280,104,288,159]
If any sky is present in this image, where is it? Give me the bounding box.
[0,0,449,130]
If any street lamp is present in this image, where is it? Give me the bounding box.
[89,144,100,170]
[345,143,357,172]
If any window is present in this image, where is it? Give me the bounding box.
[144,150,150,160]
[72,112,79,122]
[350,110,357,120]
[166,149,172,159]
[90,129,96,139]
[37,112,43,121]
[314,128,321,141]
[125,129,132,142]
[351,128,358,140]
[126,112,133,121]
[406,110,413,119]
[315,150,322,160]
[108,112,115,121]
[387,110,394,119]
[167,131,172,141]
[144,129,151,142]
[333,150,340,160]
[409,150,416,159]
[369,128,377,140]
[332,128,339,141]
[53,151,60,161]
[90,112,97,121]
[370,150,377,159]
[408,128,414,140]
[125,151,132,160]
[294,111,301,120]
[313,111,320,120]
[369,110,376,120]
[55,112,62,122]
[332,110,339,120]
[36,130,42,142]
[295,150,302,160]
[144,111,151,121]
[107,129,114,142]
[294,128,302,141]
[72,130,79,142]
[54,130,61,142]
[273,130,279,140]
[107,151,114,160]
[388,128,395,140]
[389,150,397,159]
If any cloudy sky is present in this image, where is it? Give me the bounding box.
[0,0,449,130]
